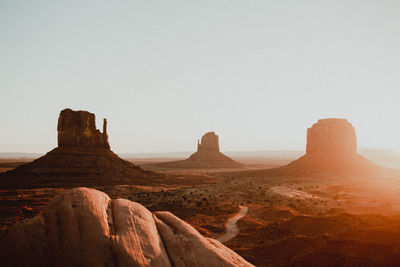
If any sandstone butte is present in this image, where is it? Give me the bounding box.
[0,187,254,267]
[0,108,162,188]
[150,132,243,169]
[233,118,396,177]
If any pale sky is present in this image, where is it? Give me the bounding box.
[1,1,400,153]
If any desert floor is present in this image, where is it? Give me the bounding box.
[2,157,400,266]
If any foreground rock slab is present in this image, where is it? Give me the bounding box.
[0,188,253,267]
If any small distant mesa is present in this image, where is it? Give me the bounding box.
[148,132,243,169]
[0,108,160,188]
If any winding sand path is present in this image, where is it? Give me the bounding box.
[217,206,248,243]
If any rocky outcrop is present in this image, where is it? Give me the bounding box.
[284,118,387,176]
[186,132,242,167]
[58,108,110,149]
[235,118,393,178]
[0,188,253,267]
[197,132,220,152]
[306,119,356,157]
[145,132,243,169]
[0,109,161,188]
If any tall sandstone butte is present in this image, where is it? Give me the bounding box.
[0,108,160,188]
[186,132,242,167]
[196,132,220,152]
[283,118,386,176]
[306,118,357,157]
[57,108,110,149]
[146,132,242,169]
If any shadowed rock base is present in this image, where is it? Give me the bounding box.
[0,147,162,188]
[0,188,253,267]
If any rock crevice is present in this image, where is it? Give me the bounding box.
[0,188,253,267]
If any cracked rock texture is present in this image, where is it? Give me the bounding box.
[0,188,253,267]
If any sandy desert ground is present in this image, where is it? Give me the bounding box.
[2,155,400,266]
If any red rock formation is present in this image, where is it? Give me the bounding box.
[284,118,384,176]
[186,132,241,167]
[0,188,253,267]
[306,119,356,157]
[0,108,161,188]
[147,132,243,169]
[57,108,110,149]
[197,132,220,152]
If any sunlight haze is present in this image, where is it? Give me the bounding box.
[1,1,399,153]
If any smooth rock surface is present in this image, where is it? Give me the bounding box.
[0,188,253,267]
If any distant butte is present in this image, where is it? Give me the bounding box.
[284,118,389,176]
[232,118,396,177]
[147,132,243,169]
[0,108,161,188]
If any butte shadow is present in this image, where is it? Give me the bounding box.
[143,132,243,170]
[224,119,399,178]
[0,108,164,189]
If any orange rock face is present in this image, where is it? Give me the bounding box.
[57,108,110,149]
[197,132,220,152]
[306,119,357,157]
[0,188,253,267]
[186,132,242,168]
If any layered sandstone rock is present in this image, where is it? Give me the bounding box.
[186,132,241,167]
[277,118,386,177]
[0,188,253,267]
[57,109,110,149]
[0,109,161,188]
[146,132,243,169]
[197,132,220,152]
[306,119,356,157]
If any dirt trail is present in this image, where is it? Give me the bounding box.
[217,206,248,243]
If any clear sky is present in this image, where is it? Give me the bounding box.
[1,1,399,153]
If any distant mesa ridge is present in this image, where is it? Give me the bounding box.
[0,108,160,188]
